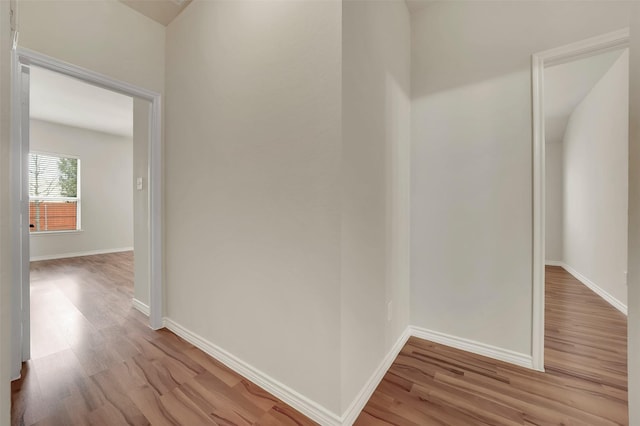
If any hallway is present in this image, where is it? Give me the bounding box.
[10,257,628,424]
[355,266,627,425]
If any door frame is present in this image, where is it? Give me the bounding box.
[10,47,164,379]
[530,28,629,372]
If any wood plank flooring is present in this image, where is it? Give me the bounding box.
[355,266,628,425]
[12,257,628,425]
[11,252,316,426]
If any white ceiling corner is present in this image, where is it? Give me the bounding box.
[118,0,193,26]
[544,48,625,145]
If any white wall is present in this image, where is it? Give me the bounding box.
[627,5,640,423]
[166,0,343,414]
[411,1,632,356]
[166,0,411,416]
[133,99,150,306]
[18,0,165,94]
[341,0,410,413]
[29,120,133,260]
[0,0,12,423]
[545,143,563,262]
[562,51,629,307]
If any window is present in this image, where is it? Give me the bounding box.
[29,152,80,233]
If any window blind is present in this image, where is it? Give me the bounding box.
[29,153,80,232]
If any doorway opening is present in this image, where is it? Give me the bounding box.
[10,49,163,380]
[27,65,140,363]
[532,29,629,387]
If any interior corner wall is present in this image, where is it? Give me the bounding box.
[133,99,150,306]
[0,0,12,423]
[562,51,629,307]
[165,0,342,414]
[29,120,133,260]
[340,0,410,413]
[17,0,165,95]
[627,4,640,423]
[545,143,563,262]
[410,1,632,356]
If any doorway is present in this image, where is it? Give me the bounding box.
[532,29,629,373]
[10,48,163,379]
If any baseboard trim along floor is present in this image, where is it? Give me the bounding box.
[160,317,534,424]
[546,261,627,315]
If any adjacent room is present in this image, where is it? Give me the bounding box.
[544,48,629,399]
[27,67,138,359]
[14,67,159,417]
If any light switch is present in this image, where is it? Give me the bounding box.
[136,177,143,190]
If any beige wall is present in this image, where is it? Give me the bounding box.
[0,0,12,423]
[133,99,150,306]
[562,51,629,307]
[18,0,165,94]
[166,0,343,413]
[410,1,632,356]
[29,120,134,260]
[627,4,640,423]
[545,143,563,262]
[340,0,410,413]
[166,0,412,415]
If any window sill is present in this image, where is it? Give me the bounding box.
[30,230,84,236]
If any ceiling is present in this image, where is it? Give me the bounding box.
[30,66,134,138]
[545,49,625,145]
[118,0,193,26]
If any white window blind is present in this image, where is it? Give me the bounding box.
[28,152,80,232]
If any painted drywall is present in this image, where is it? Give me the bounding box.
[133,99,150,306]
[627,5,640,423]
[410,1,632,356]
[341,0,410,413]
[29,120,133,260]
[166,0,342,413]
[562,51,629,307]
[18,0,165,94]
[0,0,12,423]
[544,50,624,146]
[545,143,563,262]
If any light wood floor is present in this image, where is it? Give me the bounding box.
[11,252,315,426]
[12,258,628,425]
[355,265,628,425]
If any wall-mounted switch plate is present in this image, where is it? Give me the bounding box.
[136,177,143,190]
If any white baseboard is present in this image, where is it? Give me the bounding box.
[132,298,150,316]
[160,319,543,424]
[545,260,564,266]
[409,326,534,369]
[162,318,342,426]
[339,328,411,425]
[30,246,133,262]
[557,262,627,315]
